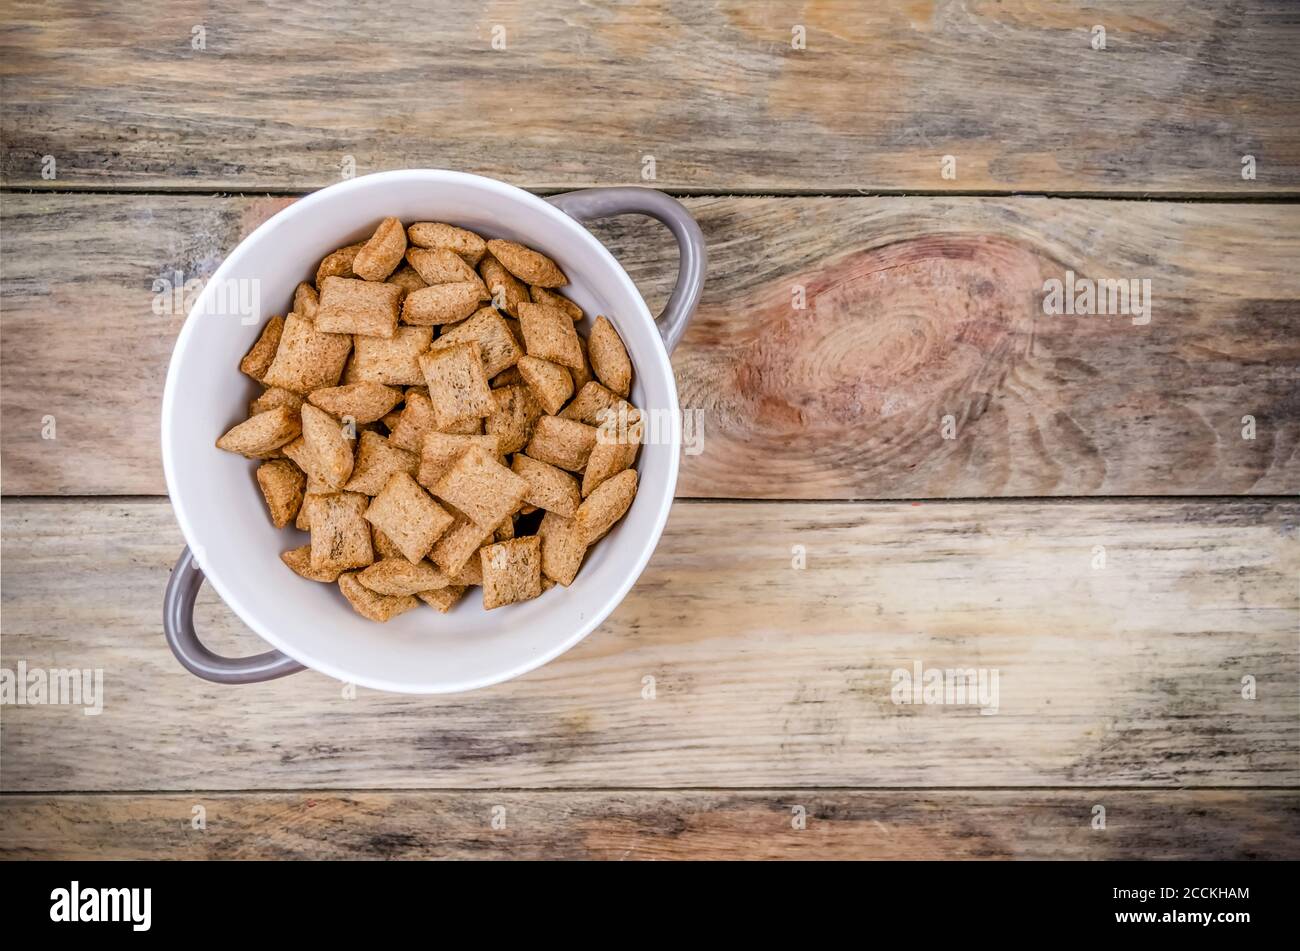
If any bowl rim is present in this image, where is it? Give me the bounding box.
[160,168,681,693]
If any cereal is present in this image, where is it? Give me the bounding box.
[280,544,343,583]
[256,459,306,528]
[386,390,437,452]
[487,239,567,288]
[418,342,495,428]
[512,454,581,517]
[357,558,452,596]
[216,405,301,456]
[315,276,403,338]
[363,472,455,564]
[431,444,528,529]
[386,263,427,296]
[417,432,500,490]
[480,536,543,610]
[401,281,488,325]
[524,415,598,472]
[293,282,319,319]
[240,315,284,381]
[573,468,638,545]
[352,216,408,281]
[583,411,641,497]
[491,366,524,388]
[371,525,405,560]
[559,381,620,425]
[430,306,522,378]
[315,242,364,287]
[485,384,543,455]
[406,246,485,288]
[249,386,303,417]
[516,355,573,415]
[407,222,487,266]
[344,430,418,496]
[417,585,468,613]
[429,505,497,575]
[588,315,632,397]
[338,571,419,622]
[309,492,374,573]
[569,336,594,393]
[308,381,403,424]
[300,403,355,489]
[261,314,352,393]
[518,301,583,369]
[478,252,529,316]
[346,325,433,386]
[529,285,582,321]
[537,510,588,586]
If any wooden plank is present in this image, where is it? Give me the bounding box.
[2,2,1297,194]
[2,498,1295,791]
[2,790,1296,860]
[2,194,1298,497]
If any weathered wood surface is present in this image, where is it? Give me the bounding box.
[3,1,1298,194]
[3,194,1297,498]
[2,498,1295,791]
[3,790,1296,860]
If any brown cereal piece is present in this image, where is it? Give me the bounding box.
[512,454,581,517]
[574,468,638,545]
[256,459,306,528]
[308,382,404,424]
[491,366,524,388]
[240,316,285,382]
[417,585,468,613]
[450,553,483,586]
[407,222,487,267]
[516,355,573,416]
[479,536,543,609]
[430,306,522,378]
[429,505,496,575]
[560,381,621,425]
[387,390,437,452]
[281,435,315,475]
[280,544,343,583]
[371,525,404,560]
[338,571,418,622]
[363,472,454,564]
[401,282,488,325]
[379,409,403,431]
[517,302,583,369]
[478,252,529,317]
[352,216,407,281]
[300,404,355,489]
[432,444,529,529]
[315,276,403,338]
[418,342,494,428]
[485,384,543,455]
[588,315,632,397]
[524,415,598,472]
[261,314,353,393]
[537,511,588,586]
[417,432,499,490]
[406,246,485,288]
[344,430,418,495]
[315,242,364,287]
[386,263,427,297]
[309,492,374,572]
[487,239,567,288]
[584,413,641,497]
[216,405,301,456]
[570,336,593,393]
[346,325,433,386]
[249,386,303,417]
[530,285,582,321]
[295,474,330,531]
[293,282,319,320]
[357,557,451,597]
[493,518,515,542]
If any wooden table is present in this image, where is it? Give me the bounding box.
[2,1,1297,859]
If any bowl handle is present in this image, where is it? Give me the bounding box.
[547,187,706,353]
[164,546,306,684]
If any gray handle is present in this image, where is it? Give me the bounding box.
[164,546,305,684]
[547,187,706,353]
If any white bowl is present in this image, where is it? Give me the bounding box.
[161,170,705,694]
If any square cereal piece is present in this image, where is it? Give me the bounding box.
[352,216,407,281]
[345,430,417,495]
[262,314,353,394]
[418,342,494,428]
[387,263,427,296]
[401,282,488,325]
[530,285,582,321]
[491,366,523,388]
[588,315,632,397]
[450,551,484,586]
[338,571,418,622]
[407,221,488,266]
[486,239,567,288]
[357,557,451,596]
[308,381,403,424]
[387,390,436,452]
[418,585,468,613]
[517,355,573,416]
[315,276,403,338]
[216,405,301,456]
[240,316,285,382]
[559,381,620,425]
[478,253,530,316]
[479,536,543,610]
[293,282,319,319]
[363,472,454,563]
[430,306,522,378]
[486,384,543,455]
[512,454,581,517]
[249,386,303,417]
[309,492,375,572]
[524,415,598,472]
[346,325,433,386]
[301,404,356,489]
[570,336,593,393]
[431,444,528,529]
[538,510,588,586]
[584,412,641,496]
[371,525,405,560]
[417,431,499,490]
[315,242,364,286]
[256,458,306,528]
[429,505,496,574]
[574,468,638,545]
[406,246,484,287]
[517,302,583,369]
[281,544,342,583]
